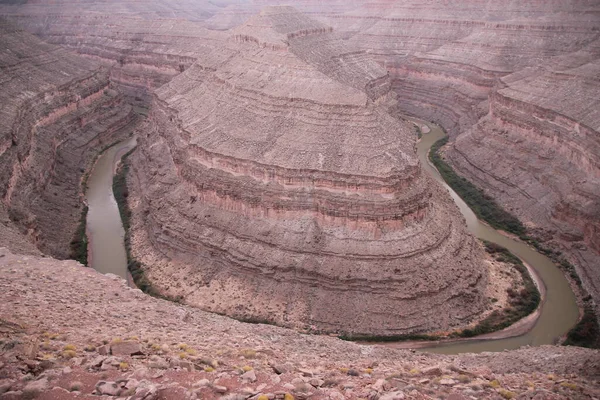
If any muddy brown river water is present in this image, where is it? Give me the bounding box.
[85,136,136,280]
[84,123,578,354]
[413,120,578,353]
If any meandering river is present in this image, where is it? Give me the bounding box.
[413,119,578,353]
[84,123,578,354]
[85,136,137,281]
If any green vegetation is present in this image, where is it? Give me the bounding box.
[563,306,600,348]
[112,148,182,303]
[415,125,422,139]
[457,241,540,338]
[340,241,540,343]
[520,236,599,348]
[429,137,525,235]
[69,206,89,266]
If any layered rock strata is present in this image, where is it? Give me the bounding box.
[446,43,600,305]
[125,7,488,335]
[3,0,598,332]
[0,20,138,258]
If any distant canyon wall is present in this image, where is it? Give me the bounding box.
[0,20,138,258]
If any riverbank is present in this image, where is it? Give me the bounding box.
[408,118,580,353]
[424,120,599,349]
[112,147,183,302]
[346,240,544,349]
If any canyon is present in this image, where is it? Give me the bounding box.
[0,1,599,398]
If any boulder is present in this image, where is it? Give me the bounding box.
[110,341,143,356]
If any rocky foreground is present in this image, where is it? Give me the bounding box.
[1,248,599,400]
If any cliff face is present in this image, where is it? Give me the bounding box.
[257,0,600,310]
[0,20,138,258]
[189,0,600,318]
[0,13,219,103]
[446,41,600,303]
[123,7,488,336]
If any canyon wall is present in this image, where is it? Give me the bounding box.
[123,7,488,336]
[188,0,600,318]
[446,42,600,304]
[2,0,599,331]
[0,20,138,258]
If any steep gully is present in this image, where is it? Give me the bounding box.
[84,118,578,354]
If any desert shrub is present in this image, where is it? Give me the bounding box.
[458,242,540,338]
[563,306,600,349]
[69,206,89,265]
[429,137,525,235]
[113,148,183,303]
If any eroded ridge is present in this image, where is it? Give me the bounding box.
[125,7,488,336]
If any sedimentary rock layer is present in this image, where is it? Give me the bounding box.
[5,0,599,332]
[0,20,137,258]
[447,43,600,304]
[124,7,488,335]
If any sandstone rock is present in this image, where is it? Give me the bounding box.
[0,381,11,395]
[111,340,143,356]
[148,356,169,369]
[22,378,49,397]
[170,359,194,371]
[371,379,388,392]
[447,393,468,400]
[222,394,247,400]
[193,379,210,388]
[241,370,257,383]
[297,368,313,377]
[422,367,443,376]
[95,380,124,396]
[87,356,107,369]
[439,378,456,386]
[131,380,159,400]
[0,391,23,399]
[308,378,324,388]
[271,364,288,375]
[213,385,228,394]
